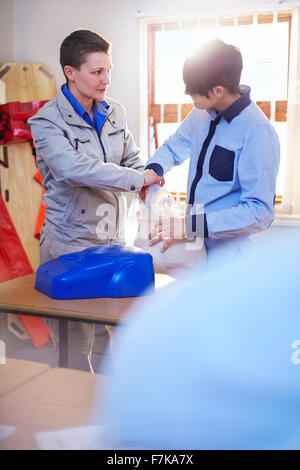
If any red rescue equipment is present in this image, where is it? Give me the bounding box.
[0,194,50,348]
[0,99,51,349]
[0,100,47,153]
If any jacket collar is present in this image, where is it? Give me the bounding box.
[207,85,251,123]
[57,85,113,127]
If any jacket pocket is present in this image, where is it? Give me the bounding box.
[64,192,80,224]
[74,138,90,150]
[108,129,125,137]
[65,190,90,225]
[209,145,235,182]
[106,130,125,164]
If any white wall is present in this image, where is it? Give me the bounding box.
[5,0,140,141]
[0,0,14,65]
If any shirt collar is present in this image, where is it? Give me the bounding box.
[62,84,109,121]
[95,99,109,115]
[208,85,251,123]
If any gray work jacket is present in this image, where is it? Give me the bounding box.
[29,88,145,246]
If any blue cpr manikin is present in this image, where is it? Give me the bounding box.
[35,245,154,299]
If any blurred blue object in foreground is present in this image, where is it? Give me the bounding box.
[35,245,154,299]
[92,229,300,450]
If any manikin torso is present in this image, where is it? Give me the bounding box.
[133,184,206,277]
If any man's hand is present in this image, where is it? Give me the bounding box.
[139,186,150,203]
[149,216,186,253]
[139,170,165,202]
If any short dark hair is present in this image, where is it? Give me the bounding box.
[60,29,111,76]
[183,39,242,97]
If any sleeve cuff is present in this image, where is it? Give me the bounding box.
[185,213,208,239]
[128,171,144,192]
[145,163,164,177]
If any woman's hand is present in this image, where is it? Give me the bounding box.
[139,170,165,202]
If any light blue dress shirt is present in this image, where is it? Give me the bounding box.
[146,86,280,245]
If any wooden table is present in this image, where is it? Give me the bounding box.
[0,273,175,367]
[0,367,105,450]
[0,358,49,397]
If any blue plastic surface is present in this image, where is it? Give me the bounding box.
[35,245,155,299]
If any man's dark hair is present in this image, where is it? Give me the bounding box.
[60,29,111,78]
[183,39,242,97]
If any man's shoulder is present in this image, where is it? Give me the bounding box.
[235,106,280,164]
[241,101,275,131]
[231,101,279,146]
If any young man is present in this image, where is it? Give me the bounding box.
[29,30,162,371]
[145,39,280,265]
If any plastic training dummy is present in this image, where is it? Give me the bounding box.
[132,184,206,277]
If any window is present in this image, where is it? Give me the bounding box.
[147,11,292,205]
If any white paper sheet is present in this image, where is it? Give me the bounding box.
[35,425,109,450]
